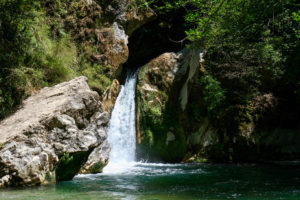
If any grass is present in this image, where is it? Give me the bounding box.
[0,7,112,119]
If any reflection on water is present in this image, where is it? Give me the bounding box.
[1,163,300,200]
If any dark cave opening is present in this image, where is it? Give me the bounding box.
[119,8,189,83]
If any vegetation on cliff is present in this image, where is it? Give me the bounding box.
[135,0,300,162]
[0,0,112,119]
[151,0,299,109]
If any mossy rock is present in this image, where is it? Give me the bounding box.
[89,162,105,174]
[55,151,91,181]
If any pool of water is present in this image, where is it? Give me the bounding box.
[1,163,299,200]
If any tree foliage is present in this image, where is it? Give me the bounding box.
[150,0,300,125]
[0,0,42,117]
[0,0,111,119]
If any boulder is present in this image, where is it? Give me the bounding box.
[0,76,110,187]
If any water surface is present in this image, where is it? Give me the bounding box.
[1,163,299,200]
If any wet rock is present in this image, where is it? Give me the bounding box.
[102,79,120,114]
[187,118,219,149]
[136,48,203,162]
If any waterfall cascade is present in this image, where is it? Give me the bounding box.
[103,72,137,173]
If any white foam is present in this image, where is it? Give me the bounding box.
[103,73,137,174]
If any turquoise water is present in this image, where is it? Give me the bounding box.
[1,163,299,200]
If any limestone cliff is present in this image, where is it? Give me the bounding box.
[136,48,204,161]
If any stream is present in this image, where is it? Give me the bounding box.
[1,162,299,200]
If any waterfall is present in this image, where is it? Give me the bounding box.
[103,71,137,173]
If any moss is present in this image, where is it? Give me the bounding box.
[137,99,187,162]
[55,151,91,181]
[137,63,188,162]
[142,129,154,147]
[161,126,187,162]
[138,65,149,81]
[0,143,4,150]
[127,0,149,11]
[44,172,56,184]
[81,63,112,95]
[89,162,105,174]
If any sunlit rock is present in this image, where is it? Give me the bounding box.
[0,77,110,187]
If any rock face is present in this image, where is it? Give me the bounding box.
[0,77,110,187]
[136,47,300,163]
[102,79,120,114]
[125,1,156,36]
[136,48,204,162]
[51,0,155,78]
[98,0,155,75]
